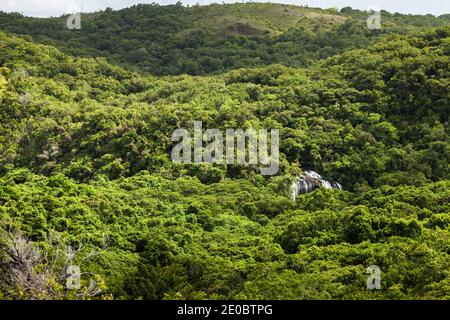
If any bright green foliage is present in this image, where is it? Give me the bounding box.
[0,3,448,75]
[0,4,449,300]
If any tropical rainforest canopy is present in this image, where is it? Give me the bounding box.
[0,3,449,299]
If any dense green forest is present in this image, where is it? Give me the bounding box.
[0,3,449,300]
[0,2,449,75]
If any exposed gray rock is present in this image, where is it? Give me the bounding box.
[291,171,343,201]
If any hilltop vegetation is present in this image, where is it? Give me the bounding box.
[0,3,449,300]
[0,3,448,75]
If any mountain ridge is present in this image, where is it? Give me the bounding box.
[1,3,448,75]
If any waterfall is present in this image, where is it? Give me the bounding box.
[291,171,343,201]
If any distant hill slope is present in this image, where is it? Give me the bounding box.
[0,3,449,75]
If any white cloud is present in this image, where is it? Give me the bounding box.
[2,0,83,17]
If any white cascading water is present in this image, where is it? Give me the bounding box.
[291,171,343,201]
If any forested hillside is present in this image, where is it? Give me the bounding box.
[0,3,449,75]
[0,3,449,300]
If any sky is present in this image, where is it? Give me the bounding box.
[0,0,449,18]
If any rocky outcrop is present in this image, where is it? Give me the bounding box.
[291,170,343,201]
